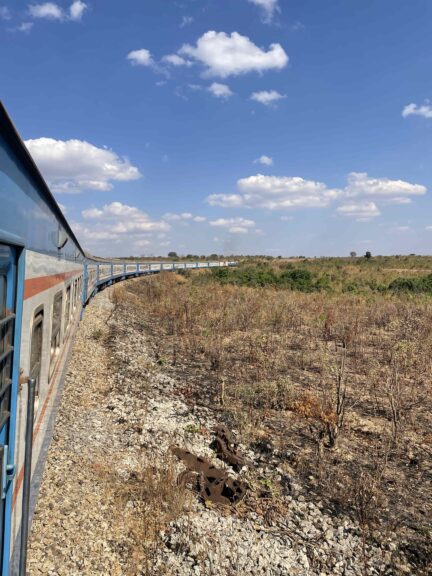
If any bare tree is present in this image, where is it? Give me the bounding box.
[326,346,348,448]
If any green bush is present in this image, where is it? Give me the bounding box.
[389,274,432,293]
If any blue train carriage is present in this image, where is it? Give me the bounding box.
[0,101,85,574]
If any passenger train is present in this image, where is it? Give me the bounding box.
[0,102,236,575]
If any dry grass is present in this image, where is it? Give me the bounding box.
[120,455,191,576]
[120,271,432,573]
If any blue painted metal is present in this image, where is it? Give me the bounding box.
[0,245,24,576]
[0,103,84,263]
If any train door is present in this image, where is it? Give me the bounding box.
[0,244,18,570]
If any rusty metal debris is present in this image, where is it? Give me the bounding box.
[171,430,248,506]
[212,424,247,471]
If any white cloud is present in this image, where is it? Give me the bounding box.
[179,31,288,78]
[210,217,255,234]
[208,82,233,99]
[17,21,34,32]
[385,197,412,205]
[127,48,153,67]
[69,0,87,21]
[344,172,426,202]
[254,155,273,166]
[25,137,141,193]
[207,193,244,208]
[162,54,192,67]
[208,174,341,210]
[29,2,63,19]
[251,90,286,106]
[336,202,380,222]
[28,1,87,21]
[72,209,172,255]
[163,212,206,222]
[180,15,193,28]
[135,239,151,247]
[402,102,432,119]
[247,0,280,23]
[206,171,427,218]
[72,222,117,243]
[164,212,192,221]
[82,202,170,235]
[0,6,11,20]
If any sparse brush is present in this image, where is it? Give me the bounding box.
[118,268,432,573]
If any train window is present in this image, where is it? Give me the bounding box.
[49,291,63,379]
[65,285,71,331]
[0,275,5,319]
[0,273,12,424]
[30,308,44,411]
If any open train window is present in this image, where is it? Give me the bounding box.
[30,307,44,412]
[49,291,63,379]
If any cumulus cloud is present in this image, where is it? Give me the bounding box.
[344,172,426,203]
[72,222,117,243]
[402,102,432,119]
[127,48,153,67]
[28,1,87,21]
[207,194,244,208]
[250,90,286,106]
[162,54,192,67]
[69,0,87,21]
[206,171,427,218]
[208,174,340,210]
[210,217,255,234]
[336,202,380,222]
[82,202,170,235]
[254,155,273,166]
[247,0,280,23]
[179,31,288,78]
[29,2,63,19]
[25,137,141,193]
[163,212,206,222]
[208,82,233,99]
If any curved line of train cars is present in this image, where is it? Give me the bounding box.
[0,102,236,575]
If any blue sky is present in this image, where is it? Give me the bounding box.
[1,0,432,257]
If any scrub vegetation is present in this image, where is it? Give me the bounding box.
[120,256,432,574]
[194,254,432,294]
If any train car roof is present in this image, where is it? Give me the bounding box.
[0,101,86,257]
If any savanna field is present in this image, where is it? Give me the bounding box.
[28,255,432,575]
[120,255,432,573]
